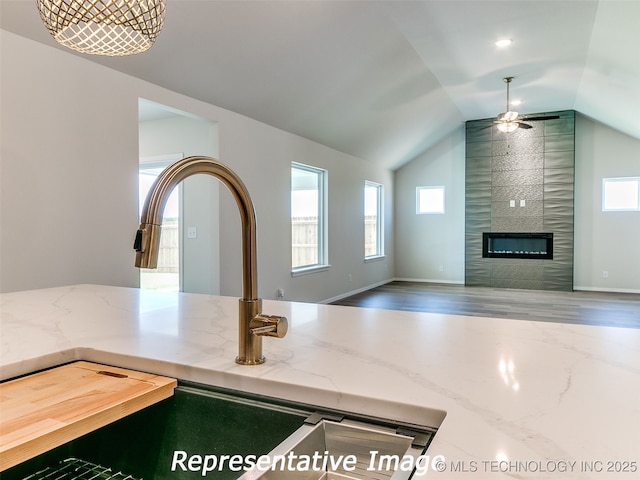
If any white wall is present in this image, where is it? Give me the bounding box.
[1,31,140,292]
[574,114,640,293]
[139,113,220,295]
[216,114,395,302]
[394,127,466,283]
[0,30,394,302]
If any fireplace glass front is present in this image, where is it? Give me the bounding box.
[482,232,553,259]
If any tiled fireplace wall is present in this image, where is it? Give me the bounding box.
[465,110,575,291]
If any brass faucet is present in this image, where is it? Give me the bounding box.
[134,156,287,365]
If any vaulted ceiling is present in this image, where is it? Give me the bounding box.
[2,0,639,170]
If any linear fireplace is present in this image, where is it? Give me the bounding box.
[482,233,553,259]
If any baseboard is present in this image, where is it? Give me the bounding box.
[320,278,393,304]
[392,277,465,285]
[574,286,640,294]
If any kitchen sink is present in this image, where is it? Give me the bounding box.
[241,418,432,480]
[3,381,437,480]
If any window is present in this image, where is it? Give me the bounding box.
[291,163,328,272]
[417,186,445,214]
[602,177,640,211]
[364,181,384,258]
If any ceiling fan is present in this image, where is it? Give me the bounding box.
[489,77,559,132]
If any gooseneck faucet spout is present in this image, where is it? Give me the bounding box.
[134,156,287,365]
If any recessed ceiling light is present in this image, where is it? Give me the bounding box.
[510,99,522,106]
[495,39,512,48]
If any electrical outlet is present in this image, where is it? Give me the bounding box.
[277,288,285,299]
[187,227,197,239]
[602,271,609,279]
[439,265,444,272]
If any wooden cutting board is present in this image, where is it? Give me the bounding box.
[0,361,177,471]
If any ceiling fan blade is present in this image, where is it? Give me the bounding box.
[517,123,533,129]
[466,121,495,130]
[521,115,560,121]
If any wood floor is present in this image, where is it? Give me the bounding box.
[331,281,640,329]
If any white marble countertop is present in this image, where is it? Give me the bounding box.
[1,284,639,479]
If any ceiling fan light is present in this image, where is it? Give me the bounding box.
[499,110,519,122]
[36,0,167,56]
[497,122,519,133]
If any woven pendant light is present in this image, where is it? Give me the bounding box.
[36,0,167,56]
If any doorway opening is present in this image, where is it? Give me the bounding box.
[138,98,220,294]
[139,155,183,291]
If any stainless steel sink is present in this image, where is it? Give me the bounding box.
[241,415,432,480]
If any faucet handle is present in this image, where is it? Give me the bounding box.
[250,314,288,338]
[133,229,144,251]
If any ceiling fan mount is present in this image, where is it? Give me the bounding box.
[490,76,559,132]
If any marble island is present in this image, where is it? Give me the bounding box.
[1,284,639,479]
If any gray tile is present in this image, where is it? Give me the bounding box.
[492,263,544,280]
[549,235,574,263]
[492,200,543,217]
[493,138,544,156]
[466,182,492,193]
[543,262,574,291]
[492,216,544,232]
[465,203,492,216]
[543,183,574,201]
[465,123,493,143]
[466,173,492,189]
[465,276,491,287]
[545,134,574,152]
[544,150,575,169]
[465,262,491,285]
[466,219,491,233]
[493,184,544,201]
[466,141,492,157]
[492,169,544,186]
[466,155,491,173]
[492,154,543,171]
[543,201,574,217]
[492,278,544,290]
[464,110,575,291]
[542,280,573,292]
[465,244,486,258]
[551,228,574,240]
[543,114,575,136]
[465,242,484,255]
[544,167,575,185]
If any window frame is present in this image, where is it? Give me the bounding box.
[291,162,329,275]
[364,180,384,260]
[602,177,640,212]
[416,185,445,215]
